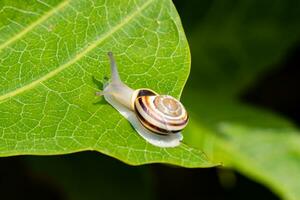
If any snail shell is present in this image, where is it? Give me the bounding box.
[97,52,188,148]
[134,92,188,135]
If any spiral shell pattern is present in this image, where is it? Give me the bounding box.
[134,95,188,135]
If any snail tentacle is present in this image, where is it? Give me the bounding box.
[107,51,121,83]
[95,91,105,96]
[101,52,134,109]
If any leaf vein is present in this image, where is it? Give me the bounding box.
[0,0,154,103]
[0,0,70,52]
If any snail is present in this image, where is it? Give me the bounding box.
[96,52,188,147]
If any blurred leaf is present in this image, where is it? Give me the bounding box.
[183,97,300,200]
[179,0,300,199]
[24,152,153,200]
[0,0,214,167]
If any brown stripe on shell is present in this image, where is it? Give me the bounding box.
[137,89,156,97]
[137,97,188,127]
[135,106,182,135]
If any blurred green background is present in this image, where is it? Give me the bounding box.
[0,0,299,199]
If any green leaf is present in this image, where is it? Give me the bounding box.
[180,0,300,199]
[0,0,214,167]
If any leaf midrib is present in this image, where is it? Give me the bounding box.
[0,0,154,103]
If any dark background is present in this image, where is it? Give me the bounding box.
[0,0,299,199]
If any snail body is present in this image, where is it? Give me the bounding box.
[97,52,188,147]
